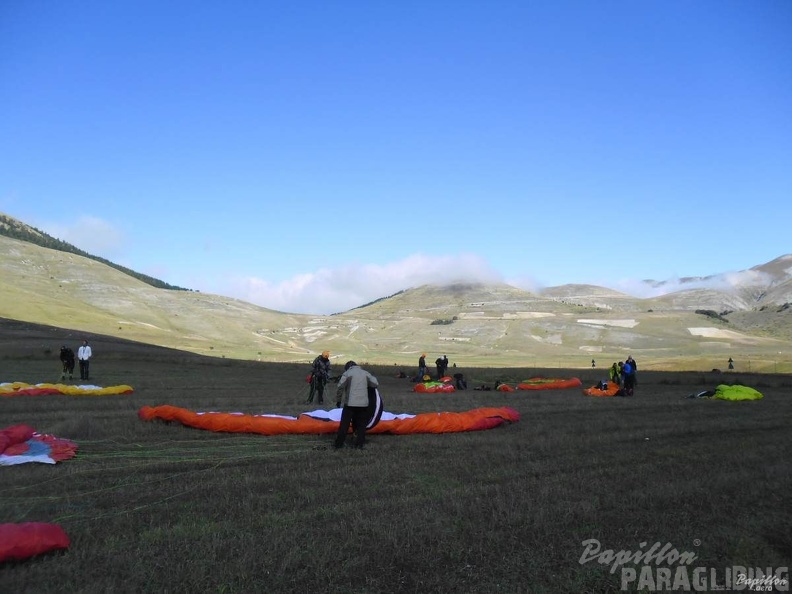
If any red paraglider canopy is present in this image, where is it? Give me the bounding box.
[0,425,78,465]
[0,523,70,563]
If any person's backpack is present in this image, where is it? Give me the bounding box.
[453,373,467,390]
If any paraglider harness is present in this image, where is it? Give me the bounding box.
[305,372,324,404]
[453,373,467,390]
[307,371,340,387]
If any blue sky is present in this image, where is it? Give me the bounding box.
[2,1,790,314]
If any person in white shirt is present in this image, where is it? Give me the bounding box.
[77,340,93,380]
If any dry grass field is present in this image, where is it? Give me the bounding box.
[1,320,791,593]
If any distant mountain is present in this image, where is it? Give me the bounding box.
[538,284,641,311]
[0,213,790,370]
[633,254,792,308]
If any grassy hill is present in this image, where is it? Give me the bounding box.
[1,230,791,371]
[0,212,188,291]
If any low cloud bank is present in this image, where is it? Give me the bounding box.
[229,253,503,314]
[609,269,774,299]
[231,258,773,316]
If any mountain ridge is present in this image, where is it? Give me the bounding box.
[1,213,790,370]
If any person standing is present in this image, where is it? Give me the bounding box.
[59,345,75,380]
[439,355,449,378]
[307,350,331,404]
[626,355,638,385]
[334,361,378,449]
[77,340,92,381]
[418,353,427,380]
[435,356,444,379]
[608,362,620,386]
[622,359,636,396]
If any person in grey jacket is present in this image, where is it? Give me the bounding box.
[334,361,379,449]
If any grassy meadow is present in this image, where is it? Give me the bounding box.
[1,325,791,593]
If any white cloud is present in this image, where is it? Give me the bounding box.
[226,253,502,314]
[607,269,775,299]
[41,216,126,258]
[222,255,779,314]
[505,274,541,293]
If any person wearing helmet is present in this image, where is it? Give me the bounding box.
[334,361,379,449]
[306,350,332,404]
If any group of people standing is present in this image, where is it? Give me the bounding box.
[417,353,449,381]
[609,355,638,396]
[59,340,93,381]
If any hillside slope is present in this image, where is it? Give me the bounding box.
[1,233,791,370]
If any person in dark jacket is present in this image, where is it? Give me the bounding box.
[334,361,378,449]
[622,360,636,396]
[59,345,75,380]
[418,353,427,380]
[306,351,331,404]
[435,355,449,379]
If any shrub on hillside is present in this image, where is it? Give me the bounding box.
[695,309,730,323]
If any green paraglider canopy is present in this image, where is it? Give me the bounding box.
[713,384,763,401]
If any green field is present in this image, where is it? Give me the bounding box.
[1,324,790,593]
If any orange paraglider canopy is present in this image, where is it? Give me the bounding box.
[583,381,621,397]
[517,377,582,390]
[138,405,519,436]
